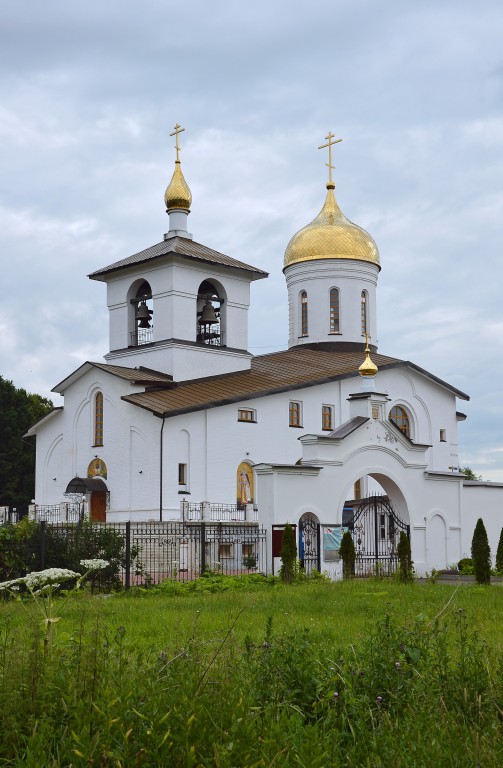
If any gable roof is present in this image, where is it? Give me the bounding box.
[121,346,469,418]
[88,235,268,280]
[52,362,173,394]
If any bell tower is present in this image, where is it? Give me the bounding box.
[283,132,380,352]
[89,125,268,381]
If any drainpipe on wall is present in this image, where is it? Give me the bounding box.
[160,415,166,522]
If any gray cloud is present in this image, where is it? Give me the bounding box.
[1,0,502,478]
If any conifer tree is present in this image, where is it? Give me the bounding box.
[471,518,491,585]
[279,523,297,584]
[339,531,356,579]
[495,527,503,573]
[397,531,413,582]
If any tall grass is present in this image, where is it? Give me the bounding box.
[1,578,502,766]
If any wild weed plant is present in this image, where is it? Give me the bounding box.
[0,581,502,766]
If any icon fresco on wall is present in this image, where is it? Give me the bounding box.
[87,458,107,479]
[236,461,254,506]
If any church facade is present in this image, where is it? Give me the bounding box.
[27,127,503,577]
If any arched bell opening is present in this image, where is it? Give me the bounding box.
[128,280,153,347]
[196,280,225,346]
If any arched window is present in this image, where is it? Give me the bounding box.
[197,280,223,346]
[300,291,308,337]
[329,288,340,333]
[389,405,411,438]
[361,291,368,336]
[94,392,103,446]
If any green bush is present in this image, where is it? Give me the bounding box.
[396,531,413,582]
[458,557,474,575]
[496,527,503,573]
[279,523,297,584]
[339,530,356,579]
[471,518,491,585]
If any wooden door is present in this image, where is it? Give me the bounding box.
[90,491,107,523]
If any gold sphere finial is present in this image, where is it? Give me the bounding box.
[359,334,378,377]
[164,123,192,212]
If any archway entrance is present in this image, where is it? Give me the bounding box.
[299,512,320,575]
[346,494,409,576]
[65,477,109,523]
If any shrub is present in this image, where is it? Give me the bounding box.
[279,523,297,584]
[339,531,356,579]
[496,527,503,573]
[471,518,491,585]
[457,557,474,575]
[397,531,413,582]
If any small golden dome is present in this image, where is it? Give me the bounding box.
[164,160,192,211]
[284,183,380,269]
[359,338,378,377]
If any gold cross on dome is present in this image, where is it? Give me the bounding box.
[364,332,371,351]
[318,131,342,184]
[170,123,186,161]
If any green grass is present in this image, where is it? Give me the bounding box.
[1,578,503,766]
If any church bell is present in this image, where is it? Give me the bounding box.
[198,299,219,326]
[135,301,152,328]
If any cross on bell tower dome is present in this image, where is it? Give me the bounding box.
[164,123,193,240]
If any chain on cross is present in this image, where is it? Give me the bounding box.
[318,131,342,184]
[170,123,186,162]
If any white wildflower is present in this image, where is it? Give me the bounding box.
[24,568,80,590]
[0,577,24,590]
[80,559,109,571]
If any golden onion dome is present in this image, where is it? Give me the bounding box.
[284,182,380,269]
[359,338,378,377]
[164,159,192,211]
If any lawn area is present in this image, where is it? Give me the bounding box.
[1,577,503,766]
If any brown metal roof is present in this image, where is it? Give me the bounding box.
[88,235,268,279]
[121,346,469,417]
[90,363,173,385]
[121,348,406,417]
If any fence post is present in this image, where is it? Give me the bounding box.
[39,520,46,570]
[125,521,131,590]
[200,522,206,575]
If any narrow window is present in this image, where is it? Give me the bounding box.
[289,401,302,427]
[329,288,340,333]
[439,429,446,442]
[361,291,368,336]
[178,463,187,486]
[94,392,103,447]
[354,479,362,500]
[238,408,256,423]
[300,291,308,337]
[322,405,334,431]
[389,405,411,438]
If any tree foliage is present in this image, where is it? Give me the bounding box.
[279,523,297,584]
[460,467,482,481]
[471,518,491,585]
[0,376,53,509]
[339,530,356,579]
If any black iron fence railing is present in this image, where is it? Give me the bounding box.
[0,520,268,588]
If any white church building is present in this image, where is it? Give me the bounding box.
[27,127,503,577]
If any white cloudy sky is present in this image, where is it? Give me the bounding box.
[1,0,502,479]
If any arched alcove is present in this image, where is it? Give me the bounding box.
[197,280,226,346]
[127,279,153,347]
